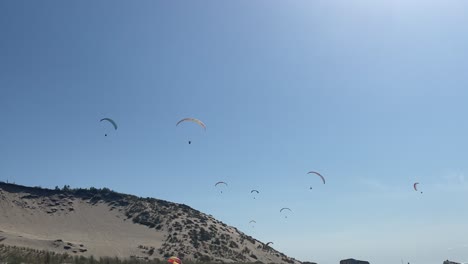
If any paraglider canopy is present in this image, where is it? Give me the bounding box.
[168,256,181,264]
[308,171,325,184]
[176,118,206,130]
[215,181,228,187]
[100,118,117,130]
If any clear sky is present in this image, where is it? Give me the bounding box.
[1,1,468,264]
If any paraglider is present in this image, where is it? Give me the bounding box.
[249,220,256,228]
[215,181,228,194]
[100,118,117,137]
[168,256,181,264]
[250,189,259,199]
[414,182,422,194]
[176,118,206,144]
[280,207,292,218]
[264,242,274,251]
[308,171,325,184]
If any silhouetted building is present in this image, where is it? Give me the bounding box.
[340,258,370,264]
[444,260,460,264]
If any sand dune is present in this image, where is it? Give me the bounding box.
[0,183,300,263]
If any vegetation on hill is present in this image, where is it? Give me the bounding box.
[0,244,272,264]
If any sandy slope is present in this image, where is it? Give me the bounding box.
[0,184,300,263]
[0,189,164,259]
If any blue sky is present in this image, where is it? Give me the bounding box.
[1,1,468,263]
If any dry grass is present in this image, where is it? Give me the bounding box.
[0,244,276,264]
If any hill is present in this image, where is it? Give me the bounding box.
[0,182,300,263]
